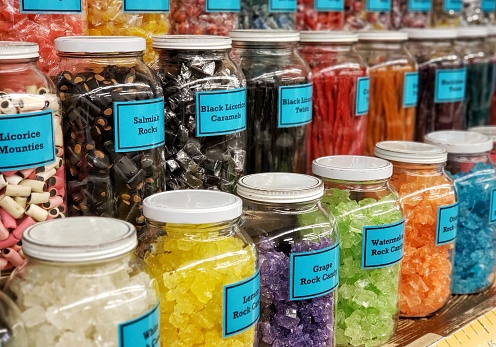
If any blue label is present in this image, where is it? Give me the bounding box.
[114,97,165,153]
[223,271,260,338]
[361,220,405,269]
[289,243,340,301]
[123,0,169,12]
[206,0,240,11]
[403,71,418,108]
[366,0,391,11]
[20,0,82,12]
[443,0,462,11]
[482,0,496,11]
[436,203,459,245]
[435,68,466,103]
[196,87,246,137]
[408,0,431,11]
[278,83,312,128]
[356,77,370,116]
[118,302,160,347]
[0,110,56,171]
[490,189,496,224]
[315,0,344,11]
[269,0,297,11]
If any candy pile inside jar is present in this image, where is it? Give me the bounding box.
[240,0,296,29]
[344,0,391,30]
[391,0,431,29]
[296,0,344,30]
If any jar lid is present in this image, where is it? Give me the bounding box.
[456,27,488,38]
[357,31,408,42]
[402,28,457,40]
[488,26,496,36]
[143,190,242,224]
[22,217,137,262]
[468,126,496,141]
[153,35,232,50]
[236,173,323,203]
[313,155,393,181]
[299,31,358,43]
[424,130,493,153]
[229,30,300,42]
[55,36,146,53]
[0,41,39,59]
[375,141,447,164]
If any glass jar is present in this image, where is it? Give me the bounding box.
[487,26,496,125]
[430,0,460,27]
[229,30,311,174]
[299,31,368,172]
[404,29,465,142]
[374,141,457,318]
[138,190,259,347]
[152,35,246,192]
[343,0,391,30]
[0,290,28,347]
[240,0,296,29]
[0,42,64,274]
[236,172,339,347]
[312,155,404,347]
[53,36,164,233]
[425,130,496,294]
[355,31,418,156]
[296,0,344,30]
[3,216,159,346]
[391,0,431,29]
[454,27,493,129]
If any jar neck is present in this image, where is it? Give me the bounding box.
[410,39,452,48]
[322,178,390,192]
[299,42,354,53]
[389,161,445,173]
[145,218,240,234]
[231,42,298,56]
[0,58,39,70]
[241,198,322,214]
[25,252,134,267]
[57,51,144,61]
[356,41,405,51]
[447,152,489,163]
[157,49,229,61]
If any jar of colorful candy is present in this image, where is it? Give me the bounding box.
[0,42,64,274]
[404,28,465,142]
[374,141,457,317]
[139,190,259,347]
[296,0,344,30]
[425,130,496,294]
[240,0,296,29]
[355,31,418,155]
[0,290,27,347]
[53,36,164,233]
[312,155,404,347]
[343,0,392,30]
[298,31,368,172]
[236,172,339,347]
[391,0,431,29]
[430,0,460,27]
[229,30,311,174]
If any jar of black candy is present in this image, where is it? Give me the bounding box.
[53,36,165,233]
[229,30,312,174]
[152,35,247,193]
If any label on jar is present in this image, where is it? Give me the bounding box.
[356,76,370,116]
[196,87,247,136]
[408,0,431,11]
[434,68,466,103]
[403,71,418,108]
[366,0,391,11]
[361,220,405,269]
[278,83,312,128]
[223,270,260,338]
[482,0,496,12]
[0,110,56,171]
[20,0,82,12]
[114,97,165,153]
[289,243,340,301]
[443,0,462,12]
[118,302,160,347]
[315,0,344,11]
[490,189,496,224]
[436,202,459,245]
[206,0,241,11]
[123,0,170,12]
[269,0,297,11]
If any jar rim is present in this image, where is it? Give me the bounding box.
[375,141,447,164]
[153,35,231,50]
[55,36,146,53]
[229,30,300,42]
[312,155,393,181]
[424,130,493,154]
[299,31,358,43]
[0,41,39,60]
[357,31,408,42]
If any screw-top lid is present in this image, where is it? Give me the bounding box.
[143,190,242,224]
[313,155,393,181]
[358,31,408,42]
[55,36,146,53]
[374,141,447,164]
[488,26,496,36]
[0,42,39,59]
[468,126,496,141]
[299,31,358,43]
[456,27,488,38]
[402,28,457,40]
[22,217,137,262]
[236,173,323,203]
[153,35,231,50]
[229,30,300,42]
[424,130,493,153]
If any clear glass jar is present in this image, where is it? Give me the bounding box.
[454,27,494,129]
[0,42,64,275]
[391,0,431,29]
[152,35,246,193]
[298,32,368,172]
[425,130,496,294]
[53,36,165,233]
[343,0,391,30]
[404,29,465,142]
[240,0,296,29]
[296,0,344,30]
[0,290,28,347]
[139,190,259,347]
[355,31,418,156]
[236,172,339,347]
[431,0,460,27]
[312,155,404,347]
[3,216,159,347]
[229,30,311,174]
[374,141,457,318]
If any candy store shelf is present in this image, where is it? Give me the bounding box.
[386,282,496,347]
